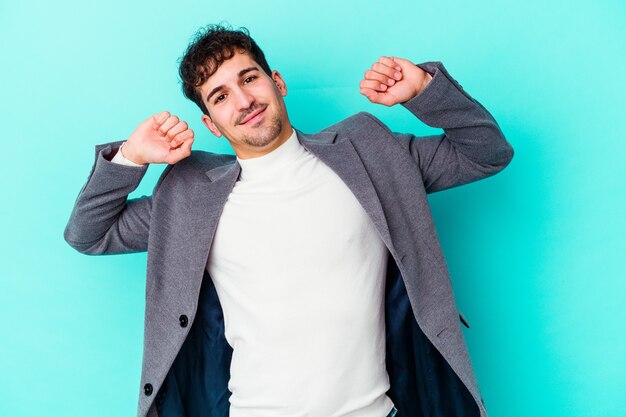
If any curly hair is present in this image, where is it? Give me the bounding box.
[178,23,272,116]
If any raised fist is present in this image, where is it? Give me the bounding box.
[359,56,432,107]
[122,111,195,165]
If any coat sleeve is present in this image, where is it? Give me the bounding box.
[63,140,172,255]
[391,61,514,194]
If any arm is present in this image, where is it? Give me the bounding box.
[63,112,194,255]
[63,141,156,254]
[360,57,514,193]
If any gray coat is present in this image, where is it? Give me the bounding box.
[64,61,514,417]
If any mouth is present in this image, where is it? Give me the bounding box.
[240,106,267,125]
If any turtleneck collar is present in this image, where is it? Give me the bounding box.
[236,129,304,181]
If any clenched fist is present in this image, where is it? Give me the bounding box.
[122,111,195,165]
[359,56,432,107]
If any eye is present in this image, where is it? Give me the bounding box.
[215,94,226,104]
[243,75,257,84]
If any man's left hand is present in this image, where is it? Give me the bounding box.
[359,56,432,106]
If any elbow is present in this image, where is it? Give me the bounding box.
[487,130,514,172]
[63,230,91,254]
[495,140,514,170]
[63,226,105,255]
[500,140,515,169]
[474,135,514,177]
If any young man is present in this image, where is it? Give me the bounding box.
[64,24,513,417]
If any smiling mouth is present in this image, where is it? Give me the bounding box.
[240,106,267,125]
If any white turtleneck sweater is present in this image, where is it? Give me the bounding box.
[113,130,394,417]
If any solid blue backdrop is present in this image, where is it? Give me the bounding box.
[1,1,624,416]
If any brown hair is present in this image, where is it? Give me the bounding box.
[178,23,272,115]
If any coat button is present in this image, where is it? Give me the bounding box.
[179,314,188,328]
[144,383,153,396]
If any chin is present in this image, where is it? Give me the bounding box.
[243,118,283,148]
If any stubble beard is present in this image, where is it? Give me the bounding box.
[240,111,283,148]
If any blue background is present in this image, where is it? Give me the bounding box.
[1,1,624,416]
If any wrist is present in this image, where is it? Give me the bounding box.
[413,72,433,98]
[120,142,147,165]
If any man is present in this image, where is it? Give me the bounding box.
[64,24,513,417]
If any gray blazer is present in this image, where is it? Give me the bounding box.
[64,61,514,417]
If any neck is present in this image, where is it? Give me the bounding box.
[235,120,294,160]
[236,128,301,182]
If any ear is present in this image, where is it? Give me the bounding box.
[201,114,223,137]
[271,70,288,96]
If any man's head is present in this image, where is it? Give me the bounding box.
[179,24,292,159]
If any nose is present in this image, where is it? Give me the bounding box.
[233,87,255,111]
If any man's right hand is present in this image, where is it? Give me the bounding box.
[122,111,195,165]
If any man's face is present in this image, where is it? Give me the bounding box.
[199,51,292,159]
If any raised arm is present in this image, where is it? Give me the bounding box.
[63,112,194,254]
[360,57,514,193]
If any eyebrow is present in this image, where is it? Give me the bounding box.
[205,66,260,103]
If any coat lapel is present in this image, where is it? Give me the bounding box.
[296,129,397,259]
[200,160,241,245]
[170,160,240,292]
